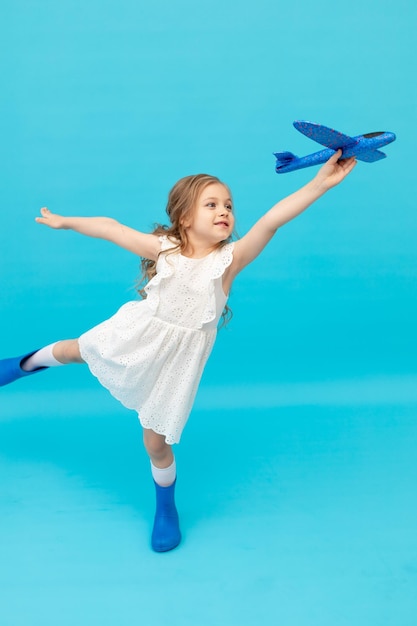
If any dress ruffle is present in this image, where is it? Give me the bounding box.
[143,236,177,314]
[201,242,234,326]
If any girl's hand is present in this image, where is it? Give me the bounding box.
[35,207,66,229]
[314,150,357,191]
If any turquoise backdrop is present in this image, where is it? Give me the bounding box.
[1,1,416,625]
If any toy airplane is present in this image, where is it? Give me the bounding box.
[274,121,396,173]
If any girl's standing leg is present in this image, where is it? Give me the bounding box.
[143,428,174,472]
[143,428,181,552]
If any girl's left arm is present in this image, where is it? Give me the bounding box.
[230,151,356,275]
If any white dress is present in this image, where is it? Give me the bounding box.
[78,236,234,444]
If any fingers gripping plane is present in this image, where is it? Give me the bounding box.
[274,121,396,174]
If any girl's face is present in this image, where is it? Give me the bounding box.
[184,183,235,245]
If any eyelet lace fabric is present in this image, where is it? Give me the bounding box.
[79,236,234,444]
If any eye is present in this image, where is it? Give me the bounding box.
[225,204,233,212]
[206,202,216,208]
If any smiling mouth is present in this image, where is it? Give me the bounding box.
[215,221,229,227]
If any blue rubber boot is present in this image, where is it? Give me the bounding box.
[0,351,48,387]
[151,479,181,552]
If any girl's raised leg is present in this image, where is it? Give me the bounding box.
[22,339,85,371]
[0,339,84,387]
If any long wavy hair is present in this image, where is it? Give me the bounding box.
[137,173,234,325]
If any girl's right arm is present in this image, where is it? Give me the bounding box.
[35,207,161,260]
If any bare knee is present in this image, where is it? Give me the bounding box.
[143,428,173,467]
[53,339,84,364]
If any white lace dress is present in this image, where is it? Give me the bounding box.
[78,236,234,444]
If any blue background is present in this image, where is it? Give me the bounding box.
[1,1,416,625]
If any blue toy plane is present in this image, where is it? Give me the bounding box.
[274,121,396,173]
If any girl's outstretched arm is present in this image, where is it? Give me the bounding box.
[231,151,356,274]
[35,208,160,260]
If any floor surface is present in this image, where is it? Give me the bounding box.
[1,378,416,625]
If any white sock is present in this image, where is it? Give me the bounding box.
[151,458,177,487]
[22,342,65,372]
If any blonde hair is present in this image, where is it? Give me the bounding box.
[137,173,234,324]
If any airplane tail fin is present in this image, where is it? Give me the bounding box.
[273,151,298,169]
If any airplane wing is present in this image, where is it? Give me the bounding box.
[293,121,357,150]
[356,150,386,163]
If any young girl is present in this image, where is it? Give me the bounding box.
[0,150,356,552]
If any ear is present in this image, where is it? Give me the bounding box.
[180,216,192,228]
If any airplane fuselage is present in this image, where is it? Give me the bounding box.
[275,131,396,173]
